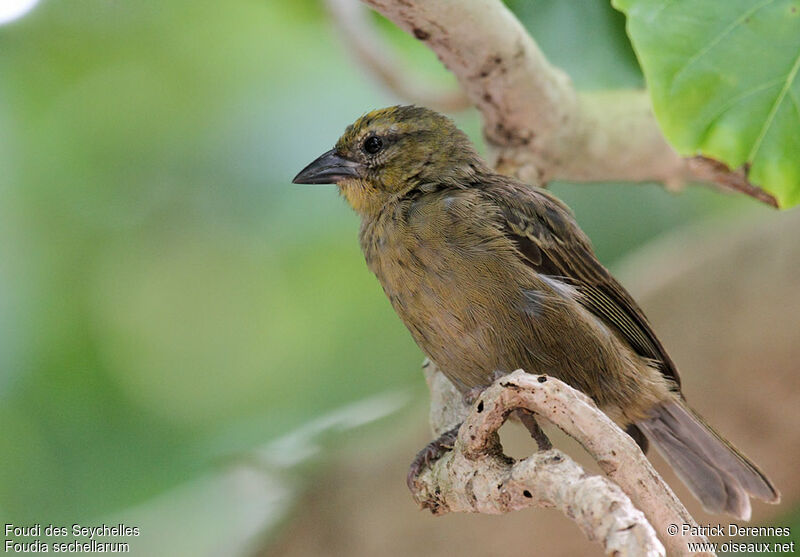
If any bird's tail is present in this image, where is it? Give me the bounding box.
[636,401,779,520]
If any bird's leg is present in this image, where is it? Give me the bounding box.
[406,424,461,492]
[516,408,552,451]
[462,369,508,406]
[410,371,537,492]
[462,385,485,406]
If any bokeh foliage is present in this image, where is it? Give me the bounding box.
[0,0,771,532]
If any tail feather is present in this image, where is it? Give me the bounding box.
[637,401,779,520]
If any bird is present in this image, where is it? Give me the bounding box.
[293,105,779,520]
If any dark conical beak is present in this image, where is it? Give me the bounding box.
[292,149,361,184]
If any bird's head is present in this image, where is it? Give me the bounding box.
[293,105,485,217]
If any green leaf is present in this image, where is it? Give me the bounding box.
[613,0,800,207]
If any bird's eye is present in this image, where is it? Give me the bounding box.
[363,136,383,155]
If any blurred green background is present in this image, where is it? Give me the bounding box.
[0,0,782,553]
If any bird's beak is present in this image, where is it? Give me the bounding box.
[292,149,361,184]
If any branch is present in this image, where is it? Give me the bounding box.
[324,0,470,112]
[419,365,714,556]
[358,0,776,205]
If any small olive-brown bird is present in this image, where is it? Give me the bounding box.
[293,105,778,519]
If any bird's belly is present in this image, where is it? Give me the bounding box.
[372,244,588,390]
[393,293,505,390]
[365,230,670,423]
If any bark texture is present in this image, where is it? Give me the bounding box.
[418,365,712,556]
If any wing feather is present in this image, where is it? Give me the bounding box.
[488,180,681,389]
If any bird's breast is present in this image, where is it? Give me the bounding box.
[359,206,538,388]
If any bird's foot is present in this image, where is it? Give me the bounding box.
[516,409,552,451]
[462,370,508,406]
[406,424,461,493]
[463,385,485,406]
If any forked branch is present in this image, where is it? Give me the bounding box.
[416,365,714,556]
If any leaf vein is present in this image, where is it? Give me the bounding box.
[669,0,776,94]
[648,0,676,23]
[696,77,784,147]
[789,88,800,124]
[748,47,800,162]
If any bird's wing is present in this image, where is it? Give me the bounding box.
[488,181,681,389]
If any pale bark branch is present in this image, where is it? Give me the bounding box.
[324,0,470,112]
[353,0,775,205]
[419,364,714,556]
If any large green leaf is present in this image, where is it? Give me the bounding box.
[613,0,800,207]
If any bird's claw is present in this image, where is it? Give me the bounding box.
[462,386,485,406]
[406,424,461,493]
[462,370,508,406]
